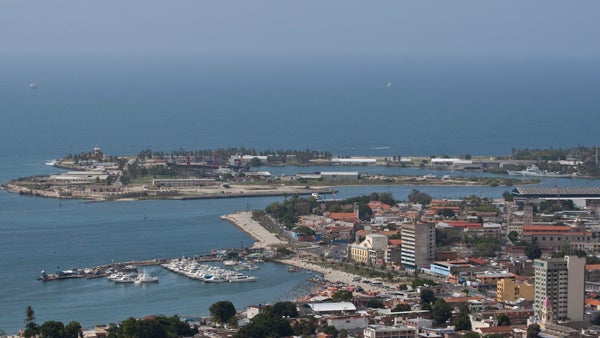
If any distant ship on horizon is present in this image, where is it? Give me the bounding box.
[29,82,38,90]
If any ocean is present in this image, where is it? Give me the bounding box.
[1,53,599,333]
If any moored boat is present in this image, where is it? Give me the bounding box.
[507,164,573,178]
[134,271,159,284]
[203,275,227,283]
[228,275,256,282]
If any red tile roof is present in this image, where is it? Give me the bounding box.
[440,220,482,229]
[442,296,483,303]
[467,257,489,265]
[479,326,515,334]
[585,298,600,307]
[329,212,357,220]
[522,225,572,232]
[368,201,391,210]
[522,231,589,236]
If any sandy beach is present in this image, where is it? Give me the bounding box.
[220,211,288,249]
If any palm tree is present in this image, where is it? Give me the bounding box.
[23,306,39,338]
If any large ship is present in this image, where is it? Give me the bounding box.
[507,164,573,178]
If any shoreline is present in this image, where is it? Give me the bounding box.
[220,211,288,249]
[222,211,395,295]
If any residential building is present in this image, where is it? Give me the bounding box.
[496,278,534,303]
[306,302,357,316]
[349,234,388,265]
[475,271,516,286]
[534,256,585,323]
[400,222,435,270]
[363,325,415,338]
[326,315,369,331]
[521,225,592,251]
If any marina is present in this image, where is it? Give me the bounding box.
[37,251,249,282]
[162,257,258,283]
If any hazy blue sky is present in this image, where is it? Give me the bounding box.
[1,0,599,58]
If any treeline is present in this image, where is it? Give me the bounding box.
[513,146,600,175]
[265,192,399,228]
[19,306,197,338]
[22,306,84,338]
[135,147,332,163]
[106,315,197,338]
[513,146,596,161]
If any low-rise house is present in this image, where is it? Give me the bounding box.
[326,315,369,331]
[480,309,533,325]
[306,302,357,316]
[429,260,475,278]
[363,325,415,338]
[476,271,516,287]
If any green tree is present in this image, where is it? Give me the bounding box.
[527,324,541,338]
[393,303,411,312]
[420,289,436,305]
[293,226,316,236]
[64,321,83,338]
[485,334,508,338]
[25,306,35,323]
[331,289,353,302]
[408,189,432,205]
[497,313,511,326]
[366,299,385,308]
[227,316,238,329]
[39,321,65,338]
[248,157,262,167]
[292,317,317,337]
[508,231,519,243]
[321,325,338,337]
[272,301,299,318]
[431,299,452,325]
[525,243,542,260]
[209,300,237,325]
[107,315,196,338]
[462,332,481,338]
[453,312,471,331]
[234,312,293,338]
[452,303,471,331]
[23,306,39,338]
[412,277,437,288]
[437,208,456,218]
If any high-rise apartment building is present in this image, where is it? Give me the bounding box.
[534,256,585,323]
[400,222,435,270]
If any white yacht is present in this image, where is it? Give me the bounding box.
[228,275,256,282]
[134,271,159,284]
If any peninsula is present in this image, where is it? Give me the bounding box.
[7,145,595,201]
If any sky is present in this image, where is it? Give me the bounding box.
[1,0,599,58]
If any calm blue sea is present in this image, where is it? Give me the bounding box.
[1,53,599,333]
